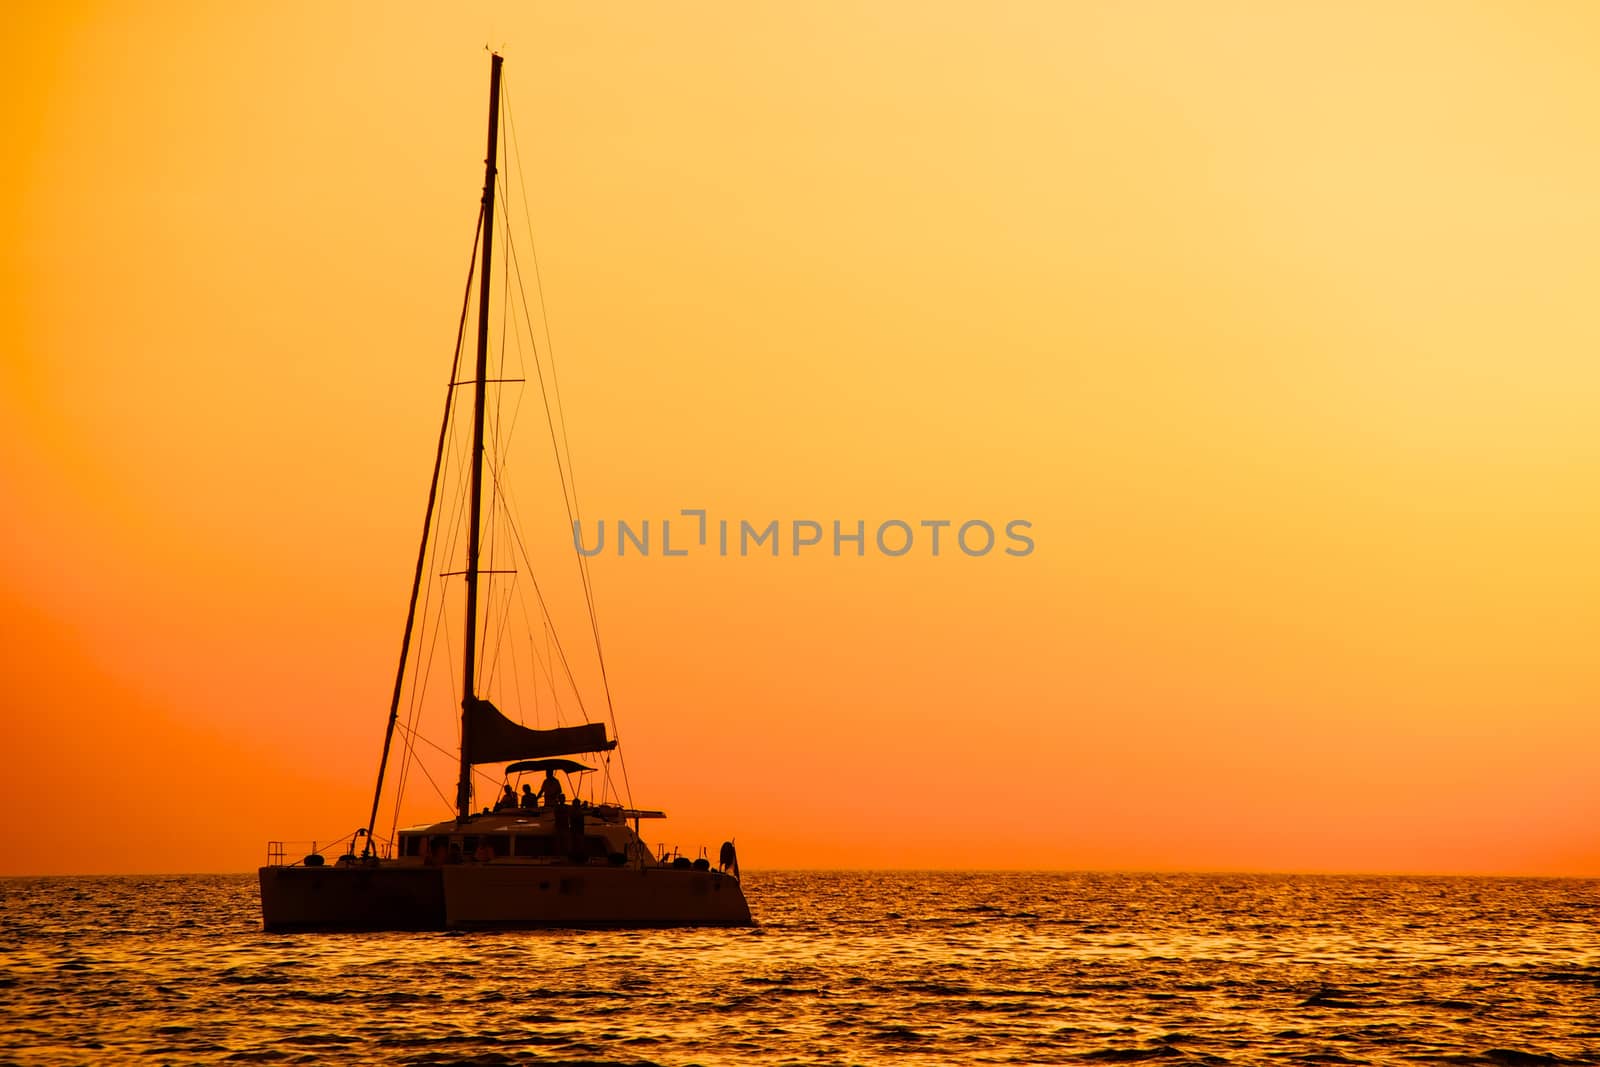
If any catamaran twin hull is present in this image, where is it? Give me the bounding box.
[258,863,752,931]
[259,54,756,933]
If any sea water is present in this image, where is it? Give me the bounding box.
[1,872,1595,1064]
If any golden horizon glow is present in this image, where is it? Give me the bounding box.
[2,2,1597,876]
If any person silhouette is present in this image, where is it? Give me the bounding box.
[520,783,537,810]
[538,769,565,808]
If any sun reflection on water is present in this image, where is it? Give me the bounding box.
[1,871,1596,1064]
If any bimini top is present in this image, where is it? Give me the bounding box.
[505,758,594,775]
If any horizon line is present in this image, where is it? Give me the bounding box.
[4,866,1596,880]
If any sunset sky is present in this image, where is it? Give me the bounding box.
[3,2,1597,876]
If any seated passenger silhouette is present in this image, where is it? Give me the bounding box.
[520,783,538,810]
[496,784,517,811]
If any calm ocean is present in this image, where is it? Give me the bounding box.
[1,871,1596,1065]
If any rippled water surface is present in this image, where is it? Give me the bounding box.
[2,872,1597,1064]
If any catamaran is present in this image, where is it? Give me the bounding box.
[258,53,752,930]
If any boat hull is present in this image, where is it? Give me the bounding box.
[440,864,752,928]
[258,863,751,930]
[258,865,445,932]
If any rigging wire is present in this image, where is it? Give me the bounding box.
[490,475,594,726]
[503,579,528,732]
[395,722,456,812]
[500,233,632,804]
[392,302,484,833]
[481,160,516,690]
[391,575,455,835]
[490,145,541,735]
[402,79,569,822]
[395,573,463,822]
[391,489,470,840]
[396,724,510,814]
[502,80,633,809]
[517,572,566,726]
[481,564,521,695]
[398,720,504,791]
[378,204,481,849]
[389,73,645,831]
[478,175,531,702]
[431,75,623,811]
[395,272,490,823]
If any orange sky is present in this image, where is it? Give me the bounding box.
[3,2,1597,876]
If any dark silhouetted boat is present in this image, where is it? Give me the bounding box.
[258,54,751,931]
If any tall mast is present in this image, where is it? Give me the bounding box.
[459,52,502,821]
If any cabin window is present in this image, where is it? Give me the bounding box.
[513,834,554,857]
[582,835,610,858]
[402,837,423,857]
[483,834,510,857]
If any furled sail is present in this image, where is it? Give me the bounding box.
[463,697,615,765]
